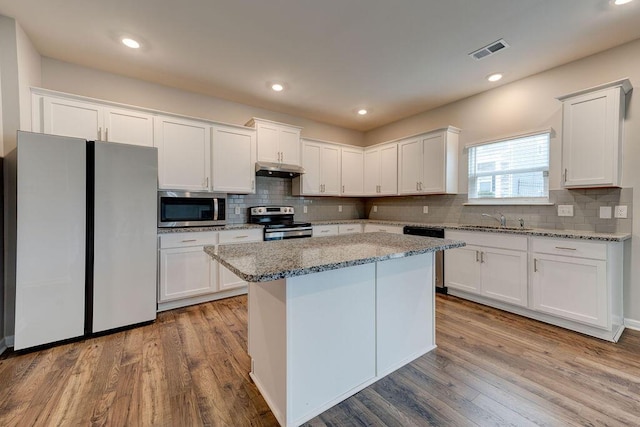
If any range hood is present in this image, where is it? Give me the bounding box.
[255,161,305,178]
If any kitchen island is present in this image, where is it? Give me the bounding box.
[205,232,464,427]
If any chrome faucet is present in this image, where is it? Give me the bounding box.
[482,212,506,227]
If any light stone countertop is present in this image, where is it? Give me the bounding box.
[310,220,631,242]
[157,223,263,234]
[204,232,465,282]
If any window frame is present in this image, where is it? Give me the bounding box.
[466,129,551,205]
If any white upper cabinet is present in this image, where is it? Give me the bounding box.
[294,139,340,196]
[211,124,256,193]
[248,118,302,165]
[398,127,459,195]
[155,115,211,191]
[558,79,632,188]
[364,143,398,196]
[34,91,153,146]
[341,147,364,196]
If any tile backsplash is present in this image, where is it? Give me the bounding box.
[227,178,632,234]
[226,176,365,223]
[365,188,632,233]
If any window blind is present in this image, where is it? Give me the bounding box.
[468,132,550,201]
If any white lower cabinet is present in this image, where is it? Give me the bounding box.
[445,231,625,341]
[338,224,362,234]
[312,224,339,237]
[531,238,610,329]
[218,229,263,291]
[363,224,404,234]
[159,232,219,302]
[158,229,262,311]
[445,231,528,307]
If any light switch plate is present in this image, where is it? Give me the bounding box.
[373,205,378,213]
[234,207,241,215]
[615,205,628,218]
[303,206,308,214]
[423,206,429,214]
[338,205,343,212]
[599,206,612,219]
[558,205,574,217]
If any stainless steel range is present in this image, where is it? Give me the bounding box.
[249,206,313,241]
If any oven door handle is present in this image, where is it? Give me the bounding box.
[266,227,313,233]
[213,198,219,221]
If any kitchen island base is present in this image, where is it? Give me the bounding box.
[248,253,435,427]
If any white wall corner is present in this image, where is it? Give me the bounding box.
[624,318,640,331]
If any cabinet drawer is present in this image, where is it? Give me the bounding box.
[219,228,263,244]
[159,232,218,249]
[446,230,527,251]
[532,238,606,260]
[313,225,339,237]
[338,224,362,234]
[364,224,403,234]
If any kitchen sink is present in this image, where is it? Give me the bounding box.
[460,225,533,231]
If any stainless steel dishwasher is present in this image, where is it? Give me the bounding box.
[403,226,446,294]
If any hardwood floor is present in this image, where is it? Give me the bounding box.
[1,294,639,426]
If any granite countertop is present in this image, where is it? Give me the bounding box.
[204,232,465,282]
[310,220,631,242]
[157,223,263,234]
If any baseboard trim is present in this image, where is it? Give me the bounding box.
[0,338,6,356]
[624,318,640,331]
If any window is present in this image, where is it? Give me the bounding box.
[468,131,550,204]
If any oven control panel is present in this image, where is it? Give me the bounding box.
[250,206,294,216]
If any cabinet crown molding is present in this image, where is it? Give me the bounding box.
[556,78,632,101]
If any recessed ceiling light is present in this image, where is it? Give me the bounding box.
[357,109,368,116]
[487,73,503,82]
[121,38,140,49]
[614,0,633,5]
[271,83,284,92]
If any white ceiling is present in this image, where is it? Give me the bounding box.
[2,0,640,131]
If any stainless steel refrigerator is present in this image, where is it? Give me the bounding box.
[7,131,158,350]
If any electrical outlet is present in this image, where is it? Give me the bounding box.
[423,206,429,214]
[373,205,378,213]
[599,206,612,219]
[303,206,308,214]
[338,205,343,212]
[614,205,628,218]
[557,205,574,217]
[234,207,241,215]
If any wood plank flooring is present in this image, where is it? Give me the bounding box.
[1,294,639,426]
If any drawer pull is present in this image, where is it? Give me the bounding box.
[475,251,479,262]
[555,246,577,251]
[321,230,330,233]
[181,239,197,243]
[234,235,249,239]
[534,258,538,272]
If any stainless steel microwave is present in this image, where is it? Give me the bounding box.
[158,191,226,228]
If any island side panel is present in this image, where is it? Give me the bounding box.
[248,280,288,426]
[376,253,436,376]
[287,263,377,426]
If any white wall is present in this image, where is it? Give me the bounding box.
[16,22,41,135]
[364,37,640,324]
[41,58,365,147]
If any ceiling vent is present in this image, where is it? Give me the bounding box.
[469,39,510,61]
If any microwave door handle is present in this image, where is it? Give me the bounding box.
[214,198,219,221]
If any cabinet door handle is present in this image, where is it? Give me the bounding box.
[181,239,197,243]
[534,258,538,272]
[555,246,577,251]
[234,235,249,239]
[480,252,485,263]
[564,168,568,183]
[419,182,423,191]
[476,251,479,262]
[205,177,209,188]
[98,127,102,140]
[342,185,345,193]
[105,127,109,142]
[252,180,255,190]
